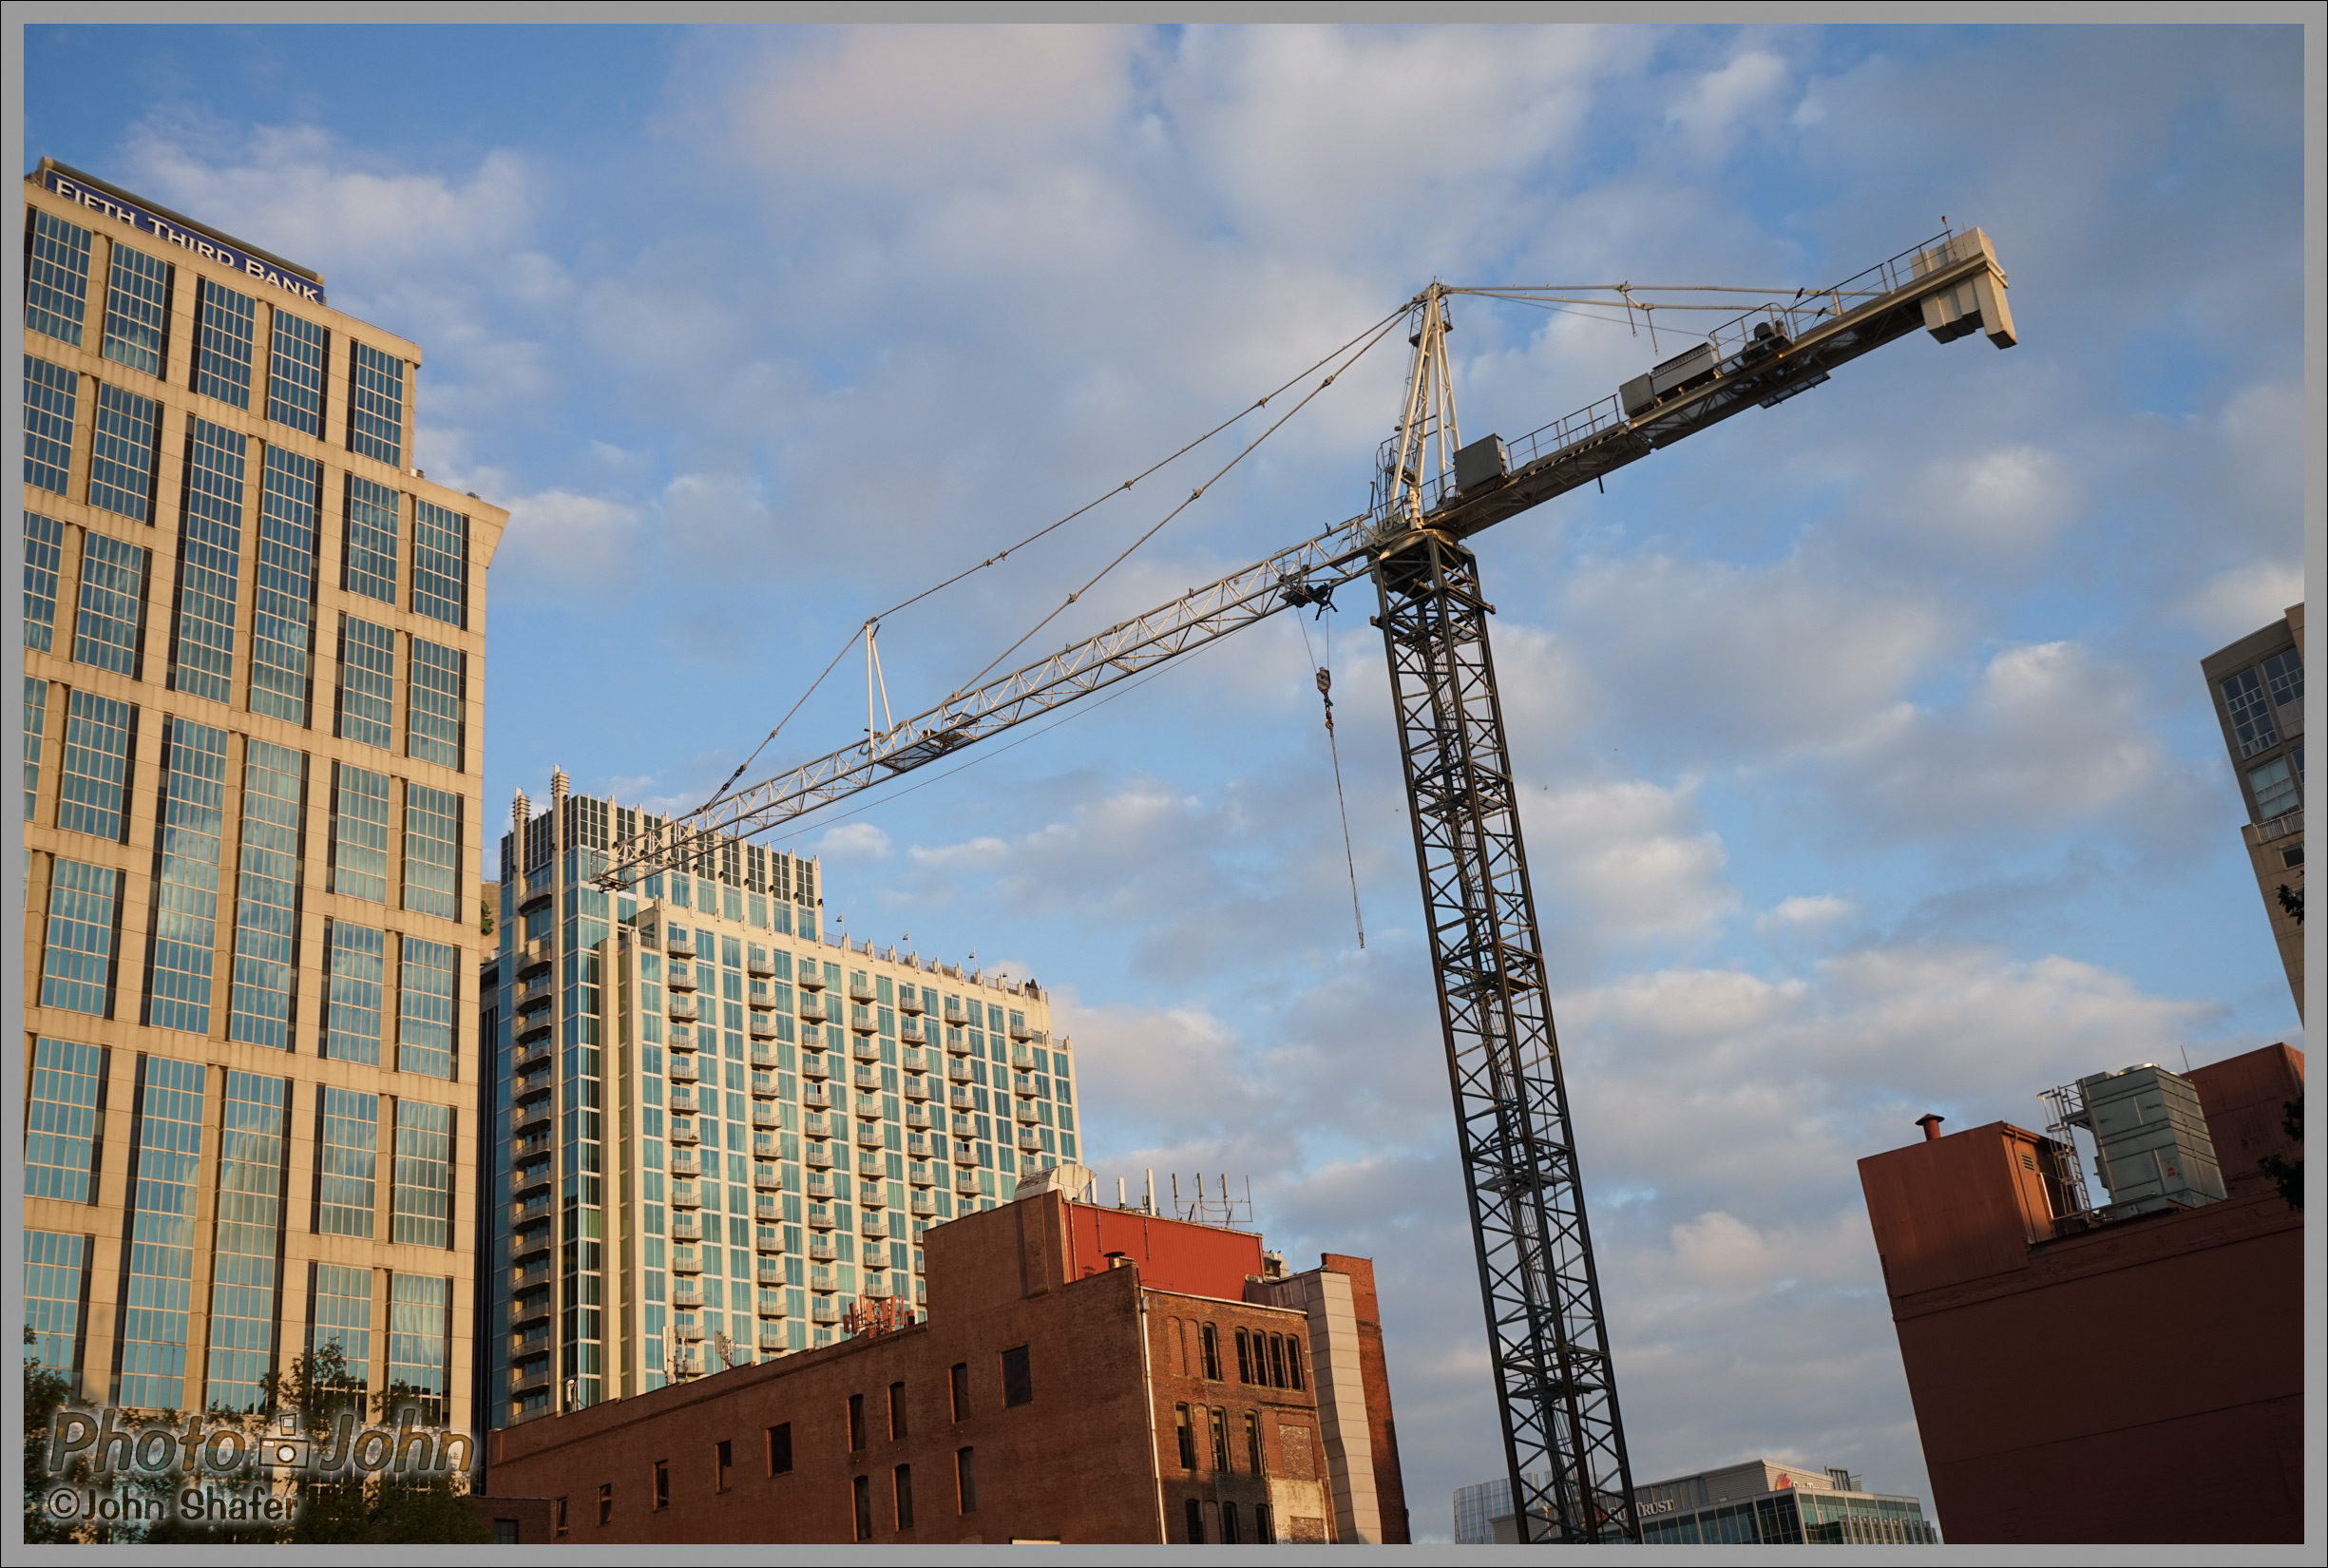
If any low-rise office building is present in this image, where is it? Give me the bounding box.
[1460,1459,1937,1545]
[485,1166,1408,1544]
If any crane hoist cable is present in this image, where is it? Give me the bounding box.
[693,302,1410,815]
[1294,605,1365,950]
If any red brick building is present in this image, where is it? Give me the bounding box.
[1858,1043,2304,1544]
[485,1171,1410,1544]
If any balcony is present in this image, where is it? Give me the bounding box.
[945,1063,972,1089]
[858,1153,887,1179]
[509,1291,552,1329]
[809,1235,836,1261]
[751,1104,779,1130]
[863,1275,894,1300]
[807,1205,835,1233]
[949,1114,975,1139]
[955,1170,981,1195]
[1012,1072,1037,1099]
[754,1165,783,1191]
[750,1044,781,1071]
[804,1112,831,1140]
[509,1363,552,1395]
[899,1018,927,1046]
[795,965,826,991]
[751,1071,779,1100]
[667,965,697,993]
[1015,1100,1040,1126]
[848,978,877,1004]
[906,1132,933,1158]
[512,1037,554,1074]
[517,936,554,977]
[804,1143,833,1170]
[669,1118,700,1145]
[510,1195,553,1228]
[754,1195,784,1222]
[948,1085,975,1110]
[748,952,776,979]
[810,1266,838,1292]
[511,1158,553,1196]
[1011,1045,1036,1071]
[671,1150,702,1178]
[674,1089,707,1119]
[667,1026,698,1054]
[673,1282,704,1309]
[758,1326,788,1350]
[910,1193,937,1217]
[671,1182,702,1210]
[675,1320,704,1343]
[904,1104,932,1129]
[665,932,696,961]
[849,1010,878,1037]
[806,1174,835,1201]
[1010,1020,1036,1042]
[1017,1128,1040,1151]
[511,1102,552,1136]
[672,1214,702,1243]
[945,1030,972,1057]
[755,1226,784,1254]
[671,1248,702,1275]
[801,1055,831,1082]
[668,1057,699,1084]
[811,1299,840,1325]
[753,1133,781,1161]
[514,1011,553,1045]
[511,1260,552,1292]
[903,1076,931,1103]
[906,1163,934,1190]
[510,1228,551,1263]
[512,976,554,1013]
[667,995,699,1023]
[756,1262,786,1288]
[512,1069,554,1104]
[897,988,925,1016]
[854,1123,884,1149]
[750,1013,779,1041]
[862,1214,888,1241]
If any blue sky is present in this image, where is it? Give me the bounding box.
[26,21,2310,1538]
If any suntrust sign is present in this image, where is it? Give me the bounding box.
[45,170,326,305]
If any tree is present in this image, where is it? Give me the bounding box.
[2257,1094,2303,1213]
[260,1344,490,1545]
[22,1328,79,1544]
[2276,882,2303,926]
[481,896,497,936]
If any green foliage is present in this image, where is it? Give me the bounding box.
[2258,1093,2303,1213]
[2276,882,2304,926]
[23,1329,79,1544]
[481,895,497,935]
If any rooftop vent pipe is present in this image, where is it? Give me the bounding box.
[1916,1114,1946,1141]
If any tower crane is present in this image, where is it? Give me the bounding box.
[601,227,2017,1542]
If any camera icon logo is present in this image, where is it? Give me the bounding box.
[266,1413,311,1472]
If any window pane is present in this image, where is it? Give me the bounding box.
[329,761,391,903]
[170,416,248,703]
[410,500,468,627]
[88,383,161,521]
[347,341,405,467]
[73,529,148,676]
[311,1262,373,1383]
[101,242,173,377]
[25,1231,89,1394]
[2221,668,2280,758]
[193,278,258,409]
[325,920,386,1065]
[267,310,329,434]
[387,1272,450,1422]
[229,740,305,1049]
[316,1087,380,1236]
[42,860,120,1015]
[2261,648,2303,711]
[22,354,78,494]
[118,1058,205,1410]
[334,615,394,749]
[26,1037,105,1201]
[147,717,228,1035]
[250,448,322,722]
[392,1101,453,1246]
[398,933,457,1080]
[403,782,462,921]
[24,676,49,822]
[23,508,65,651]
[408,640,466,770]
[206,1072,287,1412]
[58,689,133,839]
[342,473,400,604]
[2249,755,2299,820]
[26,209,94,346]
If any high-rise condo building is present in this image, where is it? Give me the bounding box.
[20,162,504,1433]
[2200,602,2305,1017]
[479,775,1080,1431]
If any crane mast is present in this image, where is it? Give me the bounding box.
[601,229,2019,1543]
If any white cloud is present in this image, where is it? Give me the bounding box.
[1667,49,1790,147]
[2178,560,2303,645]
[1756,894,1855,933]
[908,835,1010,870]
[1526,777,1738,947]
[815,822,894,863]
[487,489,643,592]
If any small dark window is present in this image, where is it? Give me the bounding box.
[767,1423,793,1475]
[1199,1322,1221,1380]
[1287,1337,1305,1390]
[1257,1503,1276,1544]
[1209,1406,1231,1472]
[1235,1328,1252,1383]
[1001,1345,1032,1407]
[894,1463,915,1529]
[889,1379,908,1441]
[554,1497,568,1538]
[653,1460,669,1509]
[494,1519,521,1545]
[1269,1333,1288,1387]
[956,1446,979,1514]
[1174,1404,1195,1469]
[1223,1501,1241,1543]
[849,1391,867,1451]
[716,1439,733,1492]
[1246,1411,1265,1475]
[949,1361,969,1421]
[2285,844,2305,869]
[853,1473,873,1540]
[597,1483,611,1527]
[1185,1497,1204,1543]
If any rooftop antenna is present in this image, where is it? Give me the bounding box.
[1146,1168,1155,1214]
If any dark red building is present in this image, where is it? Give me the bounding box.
[486,1172,1409,1544]
[1858,1043,2304,1544]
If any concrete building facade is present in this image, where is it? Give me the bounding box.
[478,777,1080,1433]
[20,162,505,1432]
[1458,1459,1936,1546]
[483,1176,1407,1544]
[2201,602,2305,1016]
[1857,1043,2305,1543]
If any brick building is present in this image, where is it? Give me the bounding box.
[1857,1043,2304,1543]
[484,1166,1409,1543]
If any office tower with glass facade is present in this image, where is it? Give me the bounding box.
[2200,602,2305,1017]
[20,161,504,1430]
[482,775,1078,1430]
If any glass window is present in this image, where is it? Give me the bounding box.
[310,1262,373,1384]
[329,761,391,903]
[347,341,405,467]
[193,278,258,409]
[1002,1344,1032,1406]
[25,1231,88,1392]
[26,209,94,345]
[387,1272,449,1423]
[41,860,120,1015]
[2221,667,2279,758]
[88,383,161,521]
[250,448,322,723]
[23,354,78,494]
[73,530,148,675]
[101,242,173,376]
[316,1086,380,1235]
[2249,755,2299,821]
[23,676,48,821]
[169,415,249,703]
[117,1057,206,1411]
[325,920,386,1065]
[392,1102,453,1247]
[267,310,329,434]
[334,615,395,749]
[26,1037,105,1201]
[229,740,305,1049]
[58,690,133,840]
[954,1446,977,1515]
[2261,647,2303,711]
[410,500,468,627]
[23,509,65,651]
[206,1072,287,1412]
[398,935,457,1079]
[147,717,228,1035]
[408,640,466,770]
[342,473,400,604]
[403,782,462,920]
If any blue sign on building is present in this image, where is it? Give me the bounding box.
[45,169,326,305]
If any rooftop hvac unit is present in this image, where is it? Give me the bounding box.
[2072,1063,2226,1215]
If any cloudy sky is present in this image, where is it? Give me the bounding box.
[25,21,2311,1538]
